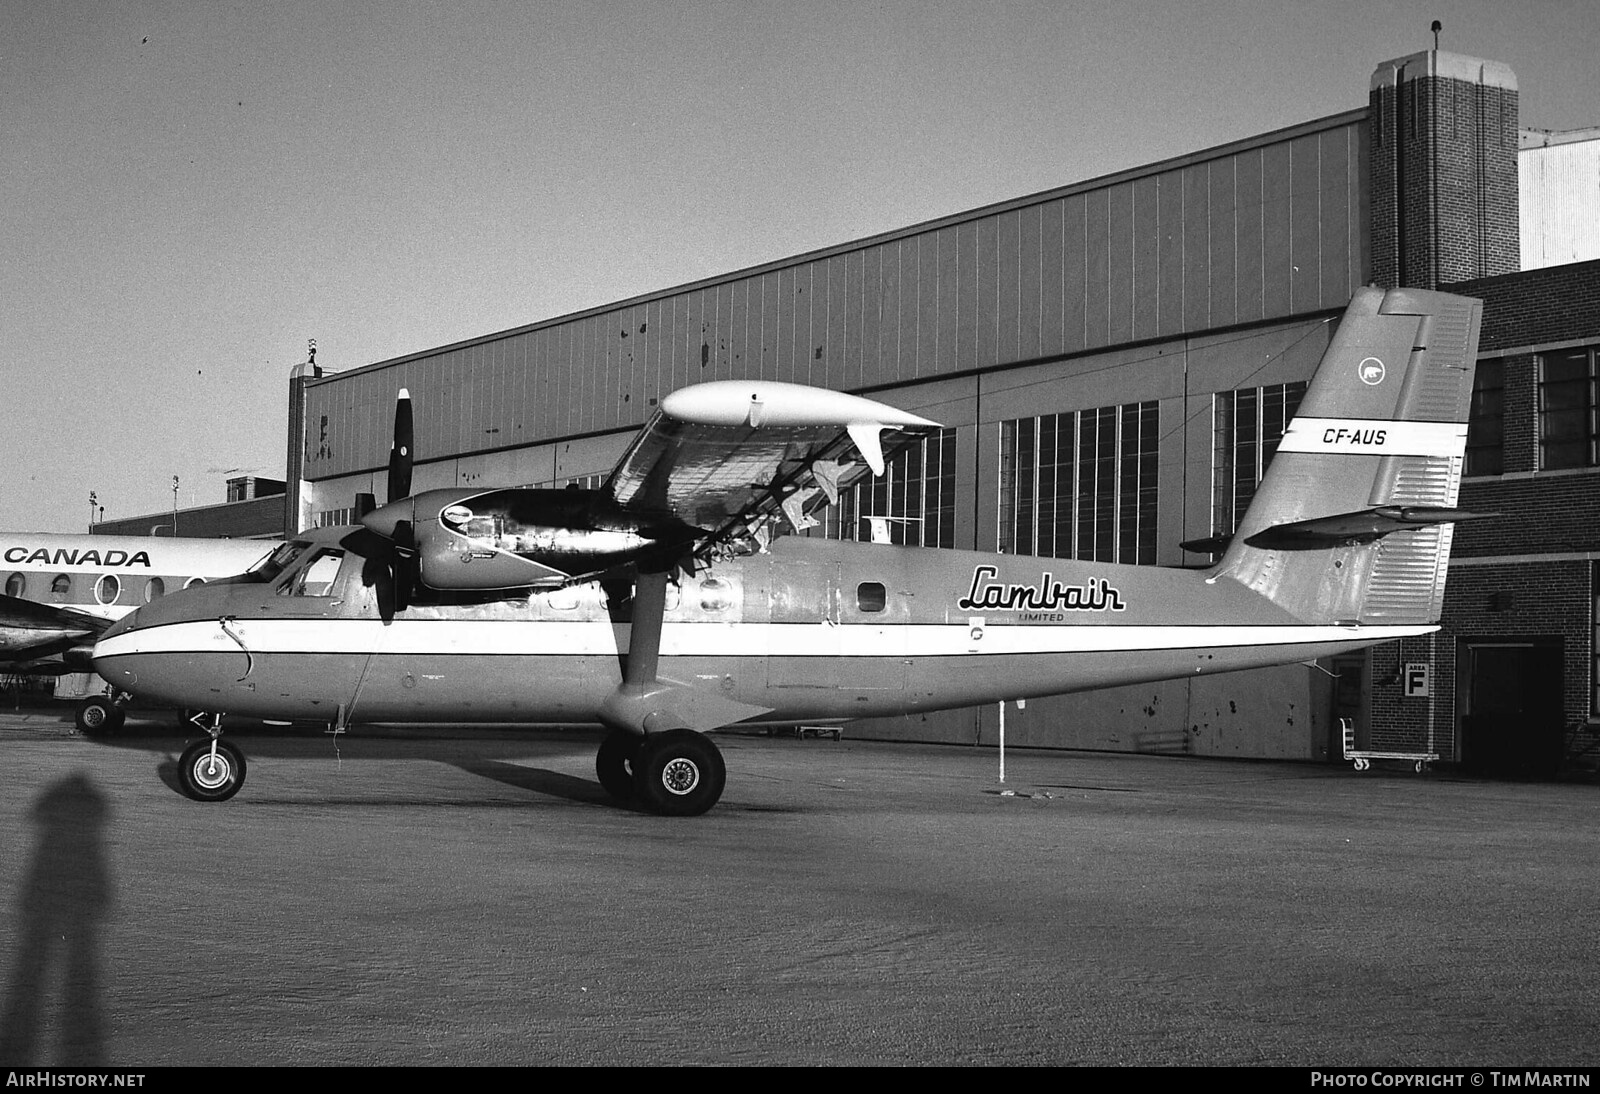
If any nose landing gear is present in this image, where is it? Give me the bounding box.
[176,714,246,802]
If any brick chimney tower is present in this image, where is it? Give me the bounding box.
[1368,51,1520,289]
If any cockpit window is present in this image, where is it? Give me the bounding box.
[248,541,312,585]
[278,549,345,597]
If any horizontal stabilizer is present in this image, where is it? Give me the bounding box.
[1244,506,1496,550]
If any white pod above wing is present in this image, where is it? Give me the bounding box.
[660,381,940,475]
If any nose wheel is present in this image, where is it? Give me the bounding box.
[177,736,247,802]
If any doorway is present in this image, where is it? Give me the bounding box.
[1459,640,1564,778]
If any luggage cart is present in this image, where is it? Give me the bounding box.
[1341,718,1437,772]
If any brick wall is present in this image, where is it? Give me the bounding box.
[1437,561,1598,770]
[1449,257,1600,348]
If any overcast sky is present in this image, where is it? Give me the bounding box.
[3,0,1596,533]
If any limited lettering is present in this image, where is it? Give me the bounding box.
[958,566,1125,613]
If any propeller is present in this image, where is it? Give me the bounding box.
[356,388,419,613]
[388,388,413,502]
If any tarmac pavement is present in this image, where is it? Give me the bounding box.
[0,698,1596,1067]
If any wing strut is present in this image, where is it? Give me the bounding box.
[597,568,772,735]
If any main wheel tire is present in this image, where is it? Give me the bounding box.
[75,697,123,736]
[177,739,247,802]
[632,729,726,817]
[596,730,641,801]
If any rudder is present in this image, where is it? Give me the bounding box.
[1216,286,1484,625]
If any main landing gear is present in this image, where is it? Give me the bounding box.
[596,728,726,816]
[176,714,246,802]
[74,694,126,736]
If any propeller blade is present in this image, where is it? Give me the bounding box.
[387,388,413,503]
[391,519,415,612]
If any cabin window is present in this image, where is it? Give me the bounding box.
[818,428,958,548]
[50,574,71,600]
[699,577,732,613]
[95,575,120,606]
[856,582,887,613]
[184,577,207,590]
[545,586,580,612]
[1211,383,1305,542]
[4,573,23,598]
[144,577,165,602]
[1002,401,1161,564]
[280,550,344,597]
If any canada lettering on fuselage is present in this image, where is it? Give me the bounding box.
[957,565,1126,619]
[4,546,153,568]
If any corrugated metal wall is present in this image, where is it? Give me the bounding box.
[1520,136,1600,270]
[301,111,1366,482]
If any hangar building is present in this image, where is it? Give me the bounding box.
[284,46,1600,777]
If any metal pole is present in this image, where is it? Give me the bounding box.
[998,700,1005,784]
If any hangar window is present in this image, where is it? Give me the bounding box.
[1211,382,1306,541]
[313,507,355,529]
[144,577,165,602]
[1539,346,1600,470]
[817,429,958,548]
[999,402,1159,564]
[1466,358,1505,476]
[50,574,71,600]
[4,573,23,598]
[856,582,887,613]
[95,575,120,605]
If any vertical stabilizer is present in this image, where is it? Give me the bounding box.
[1215,287,1482,625]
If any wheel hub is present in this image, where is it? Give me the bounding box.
[660,757,701,796]
[192,752,233,790]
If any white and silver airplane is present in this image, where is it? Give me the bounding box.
[1,533,278,729]
[93,286,1485,815]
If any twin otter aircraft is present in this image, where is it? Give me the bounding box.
[93,286,1484,816]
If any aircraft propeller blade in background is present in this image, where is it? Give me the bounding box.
[387,389,413,502]
[346,389,420,614]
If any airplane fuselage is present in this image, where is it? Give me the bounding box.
[93,534,1427,728]
[1,533,280,674]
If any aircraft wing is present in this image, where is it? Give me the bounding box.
[600,381,941,556]
[0,592,113,668]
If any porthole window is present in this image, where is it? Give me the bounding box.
[857,581,887,613]
[184,576,207,590]
[700,577,732,612]
[95,574,121,605]
[51,574,71,600]
[4,573,23,598]
[144,576,166,602]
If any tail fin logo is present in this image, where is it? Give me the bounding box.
[1359,358,1387,386]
